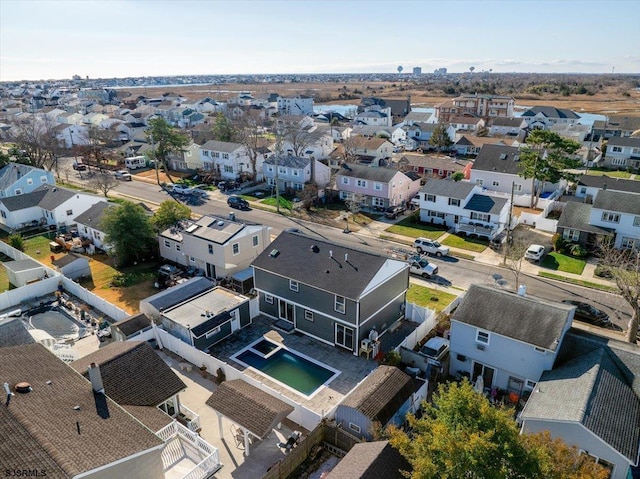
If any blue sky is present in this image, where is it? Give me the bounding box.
[1,0,639,81]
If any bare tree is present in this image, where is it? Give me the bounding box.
[342,135,360,163]
[278,116,321,158]
[597,238,640,342]
[88,170,119,197]
[233,115,266,181]
[296,182,318,211]
[343,193,364,233]
[75,125,120,167]
[504,239,529,290]
[8,118,64,171]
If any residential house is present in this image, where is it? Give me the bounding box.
[0,185,102,232]
[82,112,108,126]
[555,202,613,250]
[449,116,485,132]
[263,155,331,193]
[436,94,514,122]
[0,343,166,478]
[350,124,407,146]
[336,163,421,209]
[325,440,411,479]
[161,287,251,351]
[550,123,591,143]
[602,137,640,170]
[489,117,527,137]
[401,110,435,126]
[277,95,314,115]
[404,122,455,151]
[251,231,409,355]
[520,106,581,130]
[159,214,272,279]
[140,277,216,321]
[346,136,393,166]
[397,153,470,181]
[51,253,91,280]
[280,122,335,161]
[56,111,84,125]
[358,97,411,123]
[449,284,574,395]
[453,135,509,156]
[74,200,111,251]
[417,178,509,239]
[520,329,640,479]
[0,162,55,198]
[573,174,640,202]
[52,122,88,148]
[199,140,263,181]
[354,106,393,127]
[588,190,640,249]
[0,316,36,348]
[110,312,153,342]
[335,365,426,440]
[169,141,201,172]
[592,115,640,139]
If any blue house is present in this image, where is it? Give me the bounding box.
[0,162,55,198]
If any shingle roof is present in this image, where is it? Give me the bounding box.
[463,194,507,214]
[52,252,85,268]
[577,175,640,195]
[593,190,640,215]
[557,202,614,234]
[472,144,522,174]
[521,106,580,120]
[606,136,640,148]
[2,258,43,273]
[340,366,416,425]
[0,162,41,190]
[522,330,640,462]
[113,312,152,337]
[205,380,294,439]
[490,117,526,127]
[337,163,400,183]
[595,116,640,132]
[252,231,402,300]
[143,277,215,312]
[200,140,244,152]
[0,343,163,477]
[73,201,111,227]
[264,155,310,169]
[452,284,571,350]
[71,341,186,406]
[0,184,78,212]
[399,154,470,172]
[0,317,35,348]
[326,440,411,479]
[121,404,173,432]
[419,178,476,199]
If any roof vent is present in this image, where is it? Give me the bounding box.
[15,382,32,394]
[329,250,333,258]
[269,249,280,258]
[499,154,507,160]
[310,245,319,253]
[217,221,224,226]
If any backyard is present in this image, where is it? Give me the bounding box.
[385,216,446,239]
[406,283,459,314]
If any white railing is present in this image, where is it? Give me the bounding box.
[157,421,178,441]
[455,223,495,238]
[179,404,201,433]
[157,421,221,479]
[183,453,222,479]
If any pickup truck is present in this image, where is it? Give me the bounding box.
[408,256,438,279]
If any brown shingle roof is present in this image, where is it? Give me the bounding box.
[326,440,410,479]
[340,366,415,425]
[122,405,173,432]
[70,341,186,406]
[0,343,163,477]
[113,313,152,337]
[205,379,294,439]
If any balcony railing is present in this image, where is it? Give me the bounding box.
[177,404,202,433]
[157,421,221,479]
[456,222,496,239]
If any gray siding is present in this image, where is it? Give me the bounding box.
[294,306,335,344]
[358,296,405,345]
[161,319,191,344]
[259,292,278,317]
[194,321,232,351]
[335,405,373,441]
[359,270,407,325]
[238,301,251,327]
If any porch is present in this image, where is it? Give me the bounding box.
[455,222,496,239]
[158,421,222,479]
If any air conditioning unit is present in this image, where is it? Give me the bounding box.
[476,344,485,351]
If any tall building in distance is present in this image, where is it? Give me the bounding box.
[434,67,448,75]
[412,67,422,75]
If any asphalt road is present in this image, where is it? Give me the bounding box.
[58,158,633,334]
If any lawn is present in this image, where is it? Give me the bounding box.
[386,217,447,240]
[585,168,636,179]
[540,252,586,275]
[261,196,294,210]
[440,234,488,253]
[406,283,458,313]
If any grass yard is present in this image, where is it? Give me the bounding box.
[540,252,587,275]
[386,217,446,240]
[538,272,618,292]
[406,283,458,313]
[440,234,488,253]
[261,196,294,210]
[584,168,636,179]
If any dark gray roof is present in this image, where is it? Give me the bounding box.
[522,329,640,462]
[143,277,215,312]
[252,231,395,300]
[0,317,35,348]
[0,185,77,212]
[577,175,640,195]
[473,144,522,174]
[0,162,41,190]
[264,155,310,169]
[557,202,614,235]
[594,116,640,132]
[326,440,411,479]
[463,194,507,214]
[419,178,476,199]
[52,252,85,268]
[191,311,232,337]
[521,106,580,120]
[593,190,640,215]
[73,201,111,227]
[490,117,526,127]
[607,136,640,148]
[452,284,571,350]
[2,258,43,273]
[113,313,152,337]
[200,140,244,152]
[337,163,400,182]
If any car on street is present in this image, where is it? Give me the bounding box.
[72,162,87,171]
[227,195,249,210]
[114,170,132,181]
[524,244,545,262]
[167,183,191,195]
[561,300,610,326]
[384,204,406,219]
[408,256,438,279]
[414,237,450,257]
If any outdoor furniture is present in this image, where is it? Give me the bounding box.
[278,431,301,452]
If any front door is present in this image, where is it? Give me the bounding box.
[206,263,216,278]
[335,324,354,351]
[230,310,240,331]
[278,300,294,323]
[472,361,496,388]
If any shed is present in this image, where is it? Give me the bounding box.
[51,253,91,280]
[111,312,152,342]
[2,258,47,287]
[335,365,426,440]
[229,267,254,294]
[140,277,215,320]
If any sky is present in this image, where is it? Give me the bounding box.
[1,0,639,82]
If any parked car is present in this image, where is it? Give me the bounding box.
[408,256,438,279]
[227,195,249,210]
[525,244,545,262]
[167,183,191,195]
[72,162,87,171]
[561,300,610,326]
[114,170,132,181]
[384,204,406,219]
[414,237,449,257]
[420,337,450,362]
[489,231,512,251]
[190,185,209,197]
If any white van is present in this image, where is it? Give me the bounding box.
[124,156,147,170]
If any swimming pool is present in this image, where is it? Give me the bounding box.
[26,306,86,342]
[233,338,340,397]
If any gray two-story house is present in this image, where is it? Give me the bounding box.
[251,231,409,355]
[263,155,331,193]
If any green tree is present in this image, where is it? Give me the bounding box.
[518,130,582,207]
[150,200,191,232]
[428,122,453,152]
[145,117,190,184]
[100,201,156,265]
[452,172,465,181]
[212,112,236,142]
[8,234,25,252]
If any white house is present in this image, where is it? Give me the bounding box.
[489,117,527,137]
[449,116,485,132]
[169,142,201,172]
[263,155,331,192]
[574,174,640,202]
[73,201,112,251]
[346,136,394,166]
[277,95,314,116]
[588,190,640,249]
[52,123,88,148]
[350,124,407,146]
[602,137,640,170]
[520,106,581,130]
[199,140,263,181]
[354,106,393,127]
[0,163,55,198]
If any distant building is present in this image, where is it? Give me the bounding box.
[434,67,448,75]
[412,67,422,75]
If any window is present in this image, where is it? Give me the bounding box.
[492,180,500,187]
[205,327,221,339]
[336,324,354,350]
[475,179,484,186]
[633,148,640,155]
[189,256,196,263]
[164,240,171,248]
[374,182,382,191]
[611,146,623,152]
[335,295,345,314]
[601,212,620,223]
[356,179,367,188]
[293,169,299,176]
[212,152,220,158]
[426,194,436,202]
[471,212,490,222]
[612,158,626,166]
[289,280,299,292]
[634,216,640,227]
[562,229,579,241]
[621,237,639,249]
[348,423,361,434]
[26,178,33,185]
[265,294,274,304]
[267,165,274,172]
[222,153,229,159]
[252,235,259,247]
[176,244,181,252]
[534,347,546,354]
[525,379,537,390]
[304,310,314,321]
[93,231,100,240]
[0,210,5,218]
[341,177,349,185]
[41,176,47,183]
[428,210,445,219]
[14,188,22,195]
[476,330,490,344]
[514,183,523,192]
[208,244,213,255]
[232,243,239,255]
[448,198,460,206]
[66,209,73,216]
[224,165,233,173]
[279,167,287,174]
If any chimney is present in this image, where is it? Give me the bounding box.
[603,183,607,190]
[88,363,104,394]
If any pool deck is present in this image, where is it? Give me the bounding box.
[209,316,382,416]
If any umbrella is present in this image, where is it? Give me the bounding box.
[474,375,484,394]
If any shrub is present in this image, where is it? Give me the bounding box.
[552,233,565,253]
[8,234,24,252]
[567,243,587,258]
[594,264,613,278]
[382,350,402,367]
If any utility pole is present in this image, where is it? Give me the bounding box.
[503,181,515,266]
[274,119,281,214]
